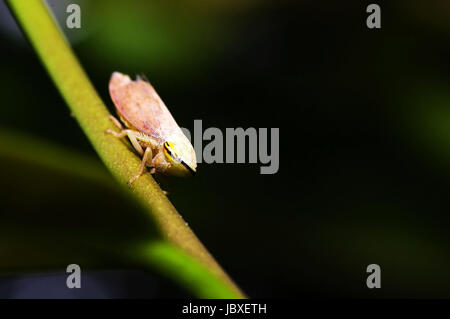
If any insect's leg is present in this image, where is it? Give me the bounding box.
[151,151,170,172]
[105,129,127,138]
[108,115,123,130]
[148,151,169,195]
[124,131,144,156]
[106,129,144,156]
[128,147,152,186]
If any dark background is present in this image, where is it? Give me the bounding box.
[0,0,449,298]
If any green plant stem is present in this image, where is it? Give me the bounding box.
[7,0,244,298]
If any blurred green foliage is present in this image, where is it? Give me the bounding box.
[0,128,242,298]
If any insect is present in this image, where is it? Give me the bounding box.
[106,72,197,185]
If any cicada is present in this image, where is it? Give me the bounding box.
[106,72,197,185]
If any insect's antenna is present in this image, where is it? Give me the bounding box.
[136,73,149,82]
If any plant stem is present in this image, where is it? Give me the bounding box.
[7,0,244,298]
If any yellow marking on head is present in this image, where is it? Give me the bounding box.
[163,141,196,177]
[163,141,178,161]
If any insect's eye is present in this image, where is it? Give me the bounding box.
[163,141,179,161]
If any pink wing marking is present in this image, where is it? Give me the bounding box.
[109,72,180,142]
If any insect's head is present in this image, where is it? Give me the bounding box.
[163,141,197,177]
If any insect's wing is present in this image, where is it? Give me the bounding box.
[109,72,180,141]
